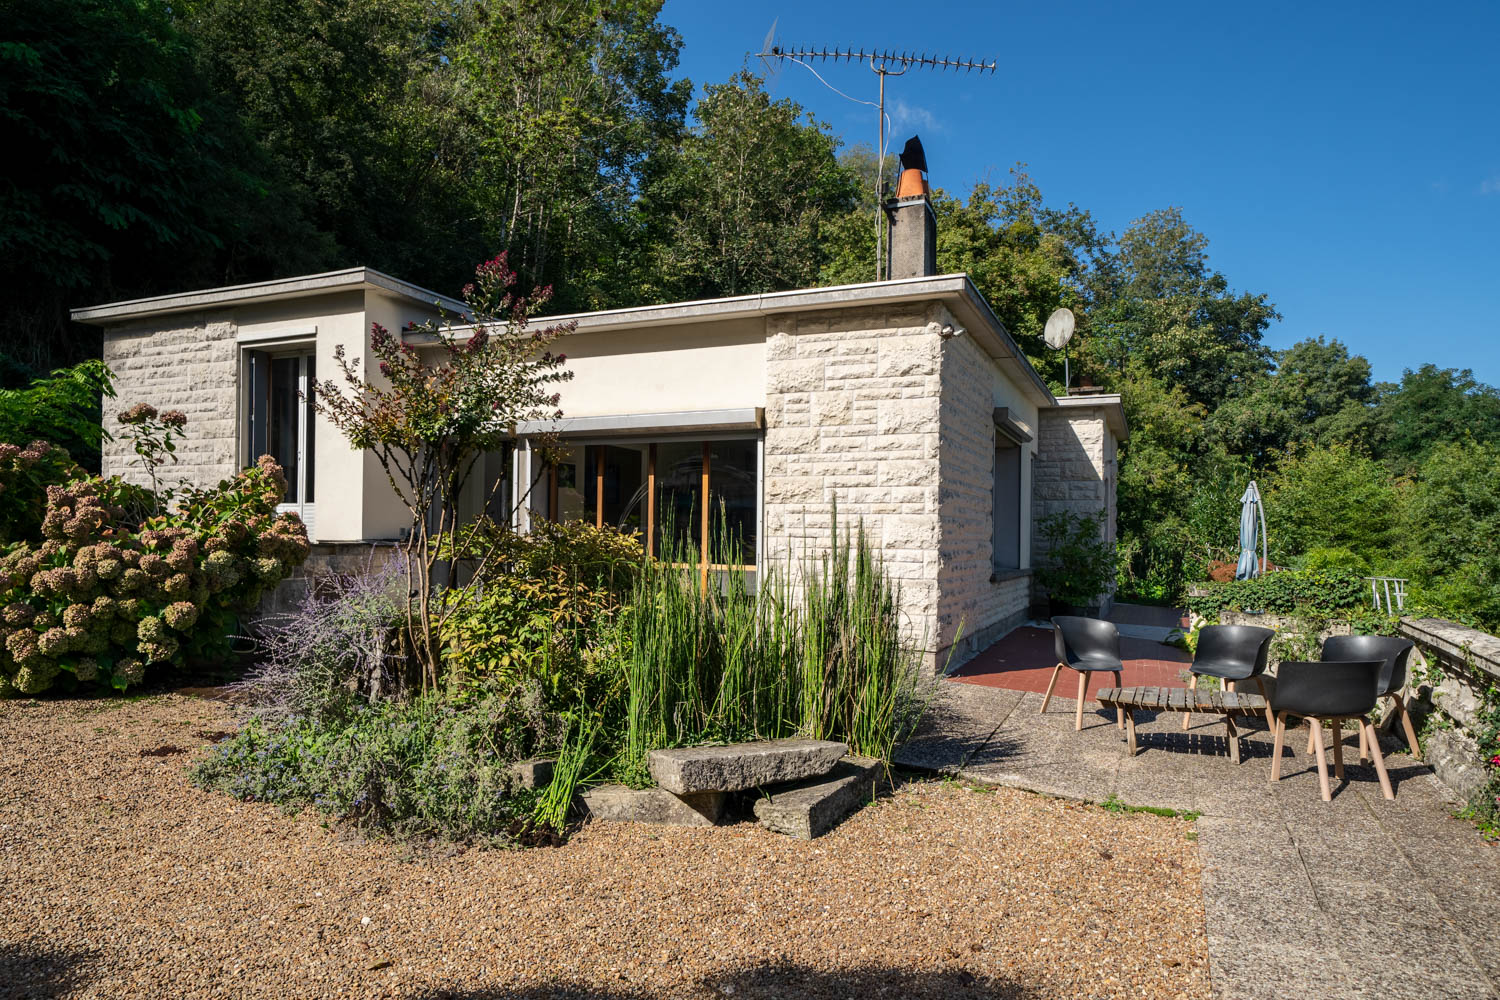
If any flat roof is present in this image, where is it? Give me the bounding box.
[69,267,467,325]
[425,273,1058,407]
[1054,392,1129,440]
[72,266,1060,408]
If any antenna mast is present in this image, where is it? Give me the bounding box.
[756,45,997,280]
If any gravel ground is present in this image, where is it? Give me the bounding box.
[0,694,1210,1000]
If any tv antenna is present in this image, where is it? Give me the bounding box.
[757,30,997,281]
[1044,307,1075,389]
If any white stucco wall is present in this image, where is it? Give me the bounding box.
[551,318,766,417]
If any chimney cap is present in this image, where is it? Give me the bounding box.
[898,135,927,174]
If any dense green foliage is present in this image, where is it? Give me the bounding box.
[8,1,1500,622]
[194,516,924,842]
[1034,513,1116,608]
[0,424,309,694]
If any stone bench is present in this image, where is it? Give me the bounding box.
[1097,686,1270,764]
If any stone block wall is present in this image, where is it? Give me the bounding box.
[1031,405,1115,612]
[1398,617,1500,803]
[935,322,1034,668]
[101,313,239,490]
[763,304,944,659]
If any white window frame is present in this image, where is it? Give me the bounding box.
[242,343,317,535]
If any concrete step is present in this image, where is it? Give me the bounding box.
[648,738,847,795]
[581,785,726,827]
[752,756,883,839]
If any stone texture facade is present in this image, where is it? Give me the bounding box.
[1031,402,1118,612]
[936,323,1034,666]
[763,303,1043,672]
[101,313,239,490]
[763,303,944,661]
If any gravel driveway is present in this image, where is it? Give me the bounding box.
[0,694,1209,999]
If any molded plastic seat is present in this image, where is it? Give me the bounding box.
[1320,635,1415,698]
[1314,635,1423,761]
[1183,624,1275,730]
[1053,616,1126,672]
[1268,660,1394,802]
[1042,617,1125,732]
[1190,624,1275,681]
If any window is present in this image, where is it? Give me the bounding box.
[992,442,1021,572]
[542,438,760,587]
[246,350,316,510]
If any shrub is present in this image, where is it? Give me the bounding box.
[0,456,309,694]
[0,359,115,470]
[234,562,408,718]
[0,440,81,544]
[439,520,643,699]
[1187,568,1371,619]
[1035,511,1116,608]
[191,692,545,843]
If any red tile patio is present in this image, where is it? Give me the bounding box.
[951,624,1192,697]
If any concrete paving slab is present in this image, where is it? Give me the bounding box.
[900,671,1500,1000]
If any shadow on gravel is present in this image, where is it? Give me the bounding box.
[0,942,97,999]
[411,962,1037,999]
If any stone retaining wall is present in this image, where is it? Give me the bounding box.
[1398,617,1500,802]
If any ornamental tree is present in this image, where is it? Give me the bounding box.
[313,253,575,687]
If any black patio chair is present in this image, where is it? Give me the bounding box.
[1269,659,1394,802]
[1043,616,1125,732]
[1308,635,1422,762]
[1182,624,1276,730]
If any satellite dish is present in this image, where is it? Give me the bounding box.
[1044,308,1075,350]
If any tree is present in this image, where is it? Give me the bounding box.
[1262,443,1401,563]
[1208,336,1381,462]
[1373,364,1500,473]
[180,0,456,285]
[1403,441,1500,623]
[453,0,691,310]
[313,254,574,687]
[1090,208,1278,408]
[633,72,859,302]
[0,0,285,372]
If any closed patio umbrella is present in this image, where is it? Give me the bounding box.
[1235,481,1268,581]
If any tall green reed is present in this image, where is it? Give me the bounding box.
[617,501,926,776]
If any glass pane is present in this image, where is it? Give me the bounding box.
[552,446,587,522]
[600,444,648,537]
[303,356,315,502]
[707,439,757,567]
[269,357,300,501]
[654,441,702,560]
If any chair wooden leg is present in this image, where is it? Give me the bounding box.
[1114,671,1125,729]
[1358,721,1368,764]
[1271,711,1287,782]
[1306,721,1320,756]
[1075,669,1087,731]
[1364,719,1395,800]
[1397,696,1423,761]
[1331,718,1345,780]
[1255,676,1274,729]
[1310,717,1333,801]
[1040,663,1063,714]
[1183,673,1196,730]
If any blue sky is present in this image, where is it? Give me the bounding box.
[662,0,1500,386]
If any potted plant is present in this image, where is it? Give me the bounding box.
[1035,511,1117,617]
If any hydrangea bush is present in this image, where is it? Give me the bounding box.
[0,453,310,694]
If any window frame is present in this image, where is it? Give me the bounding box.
[243,344,317,531]
[528,432,763,589]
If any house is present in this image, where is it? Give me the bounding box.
[72,155,1125,674]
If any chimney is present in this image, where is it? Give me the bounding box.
[886,135,936,279]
